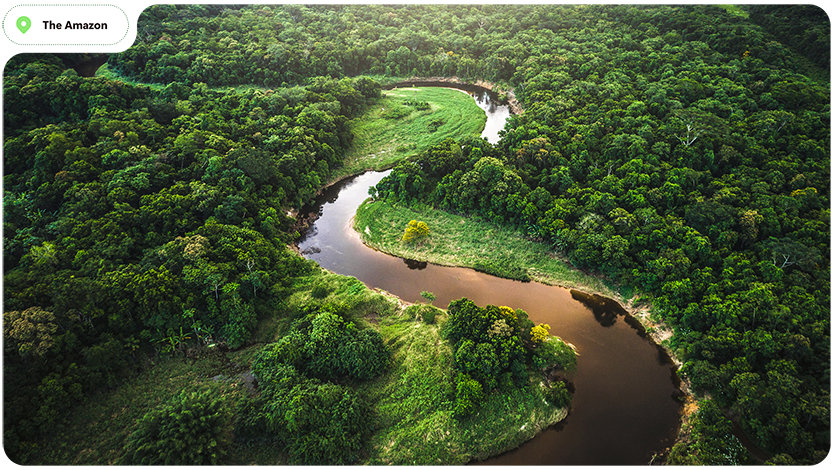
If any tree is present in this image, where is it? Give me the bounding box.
[121,388,232,465]
[530,323,550,344]
[402,219,430,243]
[3,307,58,359]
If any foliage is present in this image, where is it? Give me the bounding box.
[3,3,829,464]
[357,5,829,461]
[256,308,389,382]
[453,372,483,417]
[120,388,232,465]
[667,399,752,465]
[419,290,436,303]
[3,52,374,456]
[3,307,59,358]
[421,307,438,324]
[548,380,572,409]
[402,219,430,243]
[444,298,574,416]
[532,337,577,372]
[359,301,568,465]
[530,323,550,344]
[246,306,388,464]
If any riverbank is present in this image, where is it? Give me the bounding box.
[332,86,486,182]
[353,197,688,381]
[32,266,569,464]
[355,199,622,299]
[278,270,573,464]
[353,197,698,461]
[380,76,523,114]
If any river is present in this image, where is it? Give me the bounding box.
[297,86,683,464]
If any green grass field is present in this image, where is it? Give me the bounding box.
[355,198,625,299]
[334,87,486,180]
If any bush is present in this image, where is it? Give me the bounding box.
[453,372,483,418]
[427,117,445,131]
[283,383,370,464]
[532,337,577,372]
[121,388,232,465]
[249,313,384,464]
[421,306,439,324]
[382,104,409,119]
[402,219,430,243]
[304,311,389,381]
[311,283,331,299]
[548,380,572,408]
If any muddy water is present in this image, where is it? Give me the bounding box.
[297,89,682,464]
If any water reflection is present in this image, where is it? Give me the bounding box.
[403,258,428,270]
[570,289,626,327]
[466,89,511,145]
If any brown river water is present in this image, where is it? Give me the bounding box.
[297,87,683,464]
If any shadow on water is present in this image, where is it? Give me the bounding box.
[570,289,626,327]
[571,289,678,369]
[403,258,428,270]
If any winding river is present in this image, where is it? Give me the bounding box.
[298,87,683,464]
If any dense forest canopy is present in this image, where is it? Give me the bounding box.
[3,4,829,465]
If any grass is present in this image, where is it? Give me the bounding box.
[334,87,486,180]
[361,308,566,465]
[34,351,253,464]
[355,198,623,299]
[33,267,566,465]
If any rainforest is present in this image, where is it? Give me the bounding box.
[2,4,829,465]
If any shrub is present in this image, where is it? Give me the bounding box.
[453,372,484,418]
[283,383,370,464]
[530,323,550,344]
[402,219,430,243]
[304,311,389,381]
[427,117,445,131]
[121,388,231,465]
[311,283,331,299]
[250,316,382,464]
[382,104,409,120]
[420,290,436,303]
[532,337,577,372]
[548,380,572,408]
[421,306,439,324]
[255,310,390,383]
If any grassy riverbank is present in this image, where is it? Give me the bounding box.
[334,87,486,179]
[355,198,623,299]
[34,267,567,465]
[361,303,566,465]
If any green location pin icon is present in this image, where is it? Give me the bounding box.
[17,16,31,34]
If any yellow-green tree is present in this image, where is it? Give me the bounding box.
[530,323,551,344]
[402,219,430,243]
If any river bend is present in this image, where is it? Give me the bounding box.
[297,87,682,464]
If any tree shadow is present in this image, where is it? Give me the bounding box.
[570,289,627,327]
